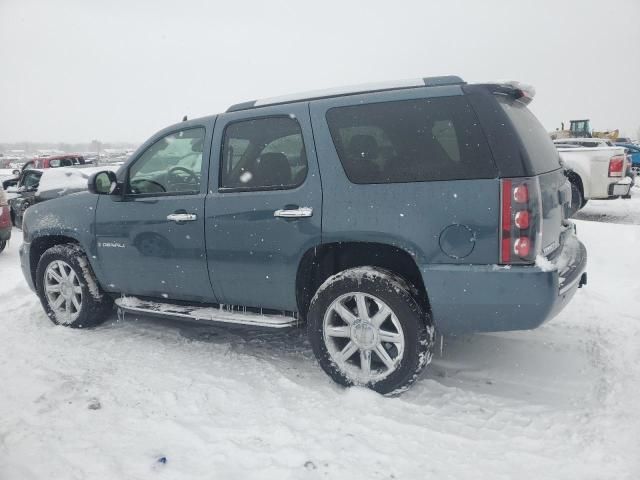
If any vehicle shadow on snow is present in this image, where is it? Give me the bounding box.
[109,312,600,408]
[573,191,640,225]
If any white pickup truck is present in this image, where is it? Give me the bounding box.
[554,141,633,209]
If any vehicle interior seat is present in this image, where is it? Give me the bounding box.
[346,134,380,181]
[253,152,292,187]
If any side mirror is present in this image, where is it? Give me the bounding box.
[12,169,20,176]
[88,170,119,195]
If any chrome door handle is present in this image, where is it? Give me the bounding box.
[273,207,313,218]
[167,213,197,222]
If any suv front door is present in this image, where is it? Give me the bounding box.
[94,121,217,303]
[206,103,322,311]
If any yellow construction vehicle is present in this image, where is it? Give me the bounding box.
[551,119,619,140]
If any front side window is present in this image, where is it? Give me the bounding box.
[326,96,495,184]
[128,127,205,195]
[220,117,307,190]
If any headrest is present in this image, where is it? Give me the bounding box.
[191,138,204,153]
[255,152,291,186]
[348,134,379,160]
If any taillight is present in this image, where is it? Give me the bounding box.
[0,206,10,229]
[500,177,541,264]
[608,155,625,177]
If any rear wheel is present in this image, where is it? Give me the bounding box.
[36,243,112,328]
[307,267,434,395]
[568,174,587,210]
[0,240,6,254]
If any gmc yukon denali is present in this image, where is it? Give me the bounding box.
[19,76,587,394]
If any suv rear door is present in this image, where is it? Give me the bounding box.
[464,85,568,259]
[205,103,322,312]
[496,96,568,257]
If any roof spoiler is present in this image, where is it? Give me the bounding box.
[484,81,536,105]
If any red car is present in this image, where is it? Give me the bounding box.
[3,154,86,191]
[0,184,11,253]
[23,154,86,170]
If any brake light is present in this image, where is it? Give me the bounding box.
[513,184,529,203]
[608,155,625,177]
[514,210,530,229]
[514,237,531,257]
[500,177,541,264]
[0,206,10,229]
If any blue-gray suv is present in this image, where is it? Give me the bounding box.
[19,76,587,394]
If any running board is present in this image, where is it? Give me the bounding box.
[115,296,300,328]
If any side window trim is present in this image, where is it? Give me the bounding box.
[125,126,206,198]
[218,114,308,193]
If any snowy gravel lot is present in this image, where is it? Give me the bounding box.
[1,196,639,479]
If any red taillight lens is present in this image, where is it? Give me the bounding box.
[514,210,529,229]
[500,179,512,263]
[514,237,530,257]
[500,178,540,264]
[608,155,625,177]
[513,184,529,203]
[0,206,10,229]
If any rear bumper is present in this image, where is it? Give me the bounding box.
[607,177,632,197]
[420,234,587,334]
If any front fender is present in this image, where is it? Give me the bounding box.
[22,192,101,282]
[24,192,97,245]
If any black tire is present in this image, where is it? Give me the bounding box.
[36,243,113,328]
[568,175,587,211]
[0,240,6,254]
[307,267,434,395]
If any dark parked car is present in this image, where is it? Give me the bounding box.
[0,185,11,253]
[19,76,587,394]
[8,167,111,229]
[6,168,43,229]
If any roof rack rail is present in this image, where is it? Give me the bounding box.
[226,75,466,112]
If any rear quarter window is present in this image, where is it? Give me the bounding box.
[498,97,561,174]
[325,96,496,184]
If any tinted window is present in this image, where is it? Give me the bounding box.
[498,97,561,174]
[21,171,41,189]
[325,96,495,184]
[128,127,205,195]
[220,117,307,190]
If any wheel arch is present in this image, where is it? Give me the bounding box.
[29,234,81,287]
[295,241,430,320]
[566,167,589,199]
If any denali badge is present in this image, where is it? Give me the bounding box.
[542,241,559,256]
[98,241,126,248]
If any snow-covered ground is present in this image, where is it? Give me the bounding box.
[1,199,639,479]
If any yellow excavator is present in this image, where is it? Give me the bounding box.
[551,119,619,140]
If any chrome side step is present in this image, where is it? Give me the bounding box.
[115,296,300,328]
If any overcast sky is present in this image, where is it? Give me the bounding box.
[1,0,639,143]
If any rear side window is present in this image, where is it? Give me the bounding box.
[498,97,561,174]
[220,116,307,191]
[325,96,495,184]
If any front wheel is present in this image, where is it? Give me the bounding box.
[36,243,113,328]
[0,240,6,254]
[307,267,434,395]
